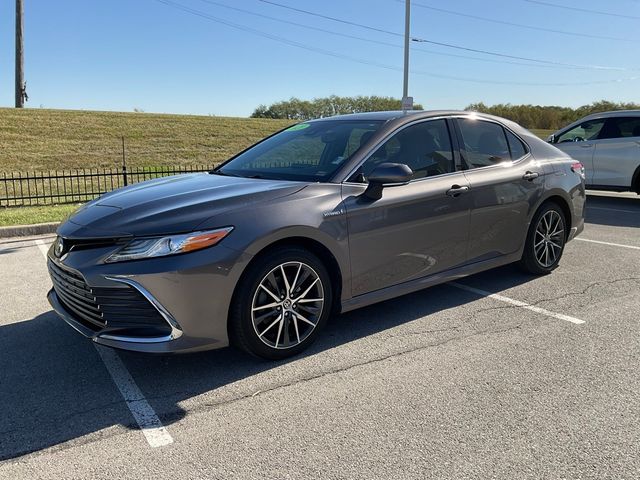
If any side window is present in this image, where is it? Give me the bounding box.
[598,117,640,140]
[556,119,605,143]
[506,130,528,160]
[352,119,455,182]
[457,119,510,168]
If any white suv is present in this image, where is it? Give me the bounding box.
[548,110,640,194]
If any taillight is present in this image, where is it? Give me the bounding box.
[571,162,585,178]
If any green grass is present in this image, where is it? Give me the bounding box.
[530,129,554,139]
[0,108,293,172]
[0,107,553,173]
[0,204,81,227]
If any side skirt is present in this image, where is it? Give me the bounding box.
[339,252,521,314]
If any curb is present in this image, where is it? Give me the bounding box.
[0,222,59,238]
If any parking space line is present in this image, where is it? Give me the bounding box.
[35,239,50,257]
[449,282,585,325]
[574,238,640,251]
[94,346,174,448]
[35,239,174,448]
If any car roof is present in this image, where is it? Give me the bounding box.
[581,110,640,120]
[311,110,501,123]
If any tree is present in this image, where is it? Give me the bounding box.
[465,100,640,130]
[251,95,423,120]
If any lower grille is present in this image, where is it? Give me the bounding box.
[48,260,171,337]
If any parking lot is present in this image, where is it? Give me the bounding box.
[0,192,638,479]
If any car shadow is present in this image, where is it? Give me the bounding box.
[585,194,640,228]
[0,265,537,461]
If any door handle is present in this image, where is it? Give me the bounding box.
[522,171,539,181]
[580,144,593,148]
[445,185,470,197]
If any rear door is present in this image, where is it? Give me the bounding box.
[454,117,546,263]
[343,118,472,296]
[591,116,640,188]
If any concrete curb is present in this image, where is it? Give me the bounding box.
[0,222,59,238]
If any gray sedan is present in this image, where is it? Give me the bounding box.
[46,110,585,359]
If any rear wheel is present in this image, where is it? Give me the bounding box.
[229,247,332,360]
[518,202,567,275]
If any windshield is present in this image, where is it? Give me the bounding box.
[216,120,384,182]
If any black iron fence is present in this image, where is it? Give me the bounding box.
[0,165,214,207]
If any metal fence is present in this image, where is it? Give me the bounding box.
[0,165,214,207]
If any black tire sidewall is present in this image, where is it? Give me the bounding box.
[230,247,333,360]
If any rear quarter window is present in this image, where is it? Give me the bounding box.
[506,130,528,159]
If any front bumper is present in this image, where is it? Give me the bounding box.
[46,242,252,353]
[48,288,208,353]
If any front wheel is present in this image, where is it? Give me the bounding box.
[518,202,567,275]
[229,247,333,360]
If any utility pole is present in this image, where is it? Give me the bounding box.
[15,0,25,108]
[401,0,412,111]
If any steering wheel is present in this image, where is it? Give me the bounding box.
[572,136,585,142]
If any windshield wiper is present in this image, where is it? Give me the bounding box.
[209,169,240,177]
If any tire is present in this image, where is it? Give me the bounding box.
[518,202,567,275]
[229,247,333,360]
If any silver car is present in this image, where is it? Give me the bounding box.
[46,111,585,359]
[548,110,640,193]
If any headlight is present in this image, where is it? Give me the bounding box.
[105,227,233,263]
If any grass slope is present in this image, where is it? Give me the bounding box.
[0,108,292,172]
[0,108,553,173]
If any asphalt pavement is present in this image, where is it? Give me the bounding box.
[0,192,638,479]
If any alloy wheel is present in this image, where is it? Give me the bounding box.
[534,210,565,268]
[251,261,325,349]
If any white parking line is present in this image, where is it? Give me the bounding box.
[449,282,585,325]
[574,238,640,251]
[35,239,174,448]
[94,346,174,448]
[35,239,50,258]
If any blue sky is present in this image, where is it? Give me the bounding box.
[0,0,638,117]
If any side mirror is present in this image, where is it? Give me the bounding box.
[363,163,413,200]
[546,134,555,144]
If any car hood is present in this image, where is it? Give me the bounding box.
[58,173,306,239]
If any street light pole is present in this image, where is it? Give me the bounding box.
[402,0,412,111]
[15,0,25,108]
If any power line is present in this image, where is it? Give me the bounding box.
[152,0,640,87]
[153,0,407,72]
[257,0,628,71]
[406,0,638,43]
[195,0,593,70]
[524,0,640,20]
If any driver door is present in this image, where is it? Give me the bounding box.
[342,119,471,296]
[554,119,606,184]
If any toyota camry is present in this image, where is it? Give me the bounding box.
[46,110,586,359]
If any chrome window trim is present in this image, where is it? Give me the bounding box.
[341,115,457,184]
[100,275,183,344]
